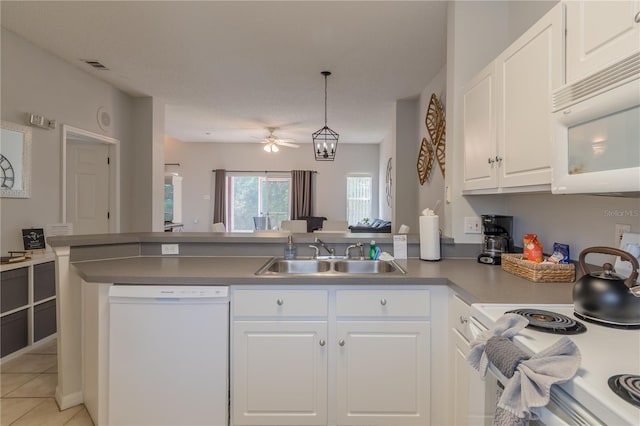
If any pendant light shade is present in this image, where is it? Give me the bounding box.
[312,71,339,161]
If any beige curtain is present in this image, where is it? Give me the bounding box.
[291,170,313,219]
[213,169,226,224]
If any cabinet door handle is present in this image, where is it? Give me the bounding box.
[487,157,494,164]
[635,11,640,23]
[319,339,326,347]
[338,339,345,347]
[459,316,468,324]
[276,298,284,306]
[380,298,387,306]
[495,156,502,164]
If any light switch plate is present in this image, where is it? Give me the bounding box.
[615,224,631,246]
[161,244,179,255]
[464,217,482,234]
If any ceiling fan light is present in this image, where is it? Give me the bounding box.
[272,144,279,153]
[264,144,272,153]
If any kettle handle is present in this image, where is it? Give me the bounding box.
[579,246,639,288]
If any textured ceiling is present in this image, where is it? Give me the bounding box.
[1,1,448,144]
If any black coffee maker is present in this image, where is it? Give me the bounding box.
[477,215,513,265]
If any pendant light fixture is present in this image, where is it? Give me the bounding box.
[312,71,339,161]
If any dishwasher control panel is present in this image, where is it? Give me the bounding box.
[109,285,229,299]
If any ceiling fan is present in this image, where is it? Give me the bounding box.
[257,127,300,153]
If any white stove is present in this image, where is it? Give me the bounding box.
[471,303,640,425]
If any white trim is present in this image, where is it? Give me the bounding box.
[62,125,120,233]
[55,388,84,411]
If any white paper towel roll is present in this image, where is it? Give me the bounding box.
[420,215,440,261]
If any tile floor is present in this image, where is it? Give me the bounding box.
[1,339,93,426]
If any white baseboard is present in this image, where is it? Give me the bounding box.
[55,387,84,410]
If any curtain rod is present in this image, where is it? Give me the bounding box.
[212,169,318,174]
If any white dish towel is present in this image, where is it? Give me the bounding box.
[468,313,581,425]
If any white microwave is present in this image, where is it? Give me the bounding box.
[551,53,640,195]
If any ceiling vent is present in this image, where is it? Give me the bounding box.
[82,59,109,70]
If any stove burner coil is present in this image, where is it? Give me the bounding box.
[609,374,640,408]
[574,311,640,330]
[505,309,587,334]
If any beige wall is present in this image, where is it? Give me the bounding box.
[164,138,380,232]
[417,66,447,226]
[0,28,136,252]
[394,98,420,232]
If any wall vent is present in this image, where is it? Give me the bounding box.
[82,59,109,70]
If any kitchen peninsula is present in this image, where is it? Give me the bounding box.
[48,232,575,426]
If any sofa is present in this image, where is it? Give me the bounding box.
[298,216,328,233]
[348,219,392,233]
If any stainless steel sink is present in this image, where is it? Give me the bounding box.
[332,260,398,274]
[255,257,405,275]
[260,259,332,274]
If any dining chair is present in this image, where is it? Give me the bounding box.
[253,216,271,230]
[280,220,307,233]
[211,222,226,232]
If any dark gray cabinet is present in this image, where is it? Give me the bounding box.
[34,299,57,342]
[34,261,56,301]
[1,310,28,357]
[0,257,56,358]
[1,267,28,313]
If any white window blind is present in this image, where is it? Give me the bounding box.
[346,175,372,226]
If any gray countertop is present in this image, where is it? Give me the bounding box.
[70,256,575,305]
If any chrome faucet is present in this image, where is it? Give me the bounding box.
[345,242,364,259]
[314,238,335,256]
[308,245,320,259]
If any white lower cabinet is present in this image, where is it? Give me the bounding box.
[233,321,328,426]
[449,292,472,426]
[231,287,432,426]
[451,331,470,426]
[232,289,329,426]
[336,321,430,426]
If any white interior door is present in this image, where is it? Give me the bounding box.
[66,141,110,234]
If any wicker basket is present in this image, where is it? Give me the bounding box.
[501,253,575,283]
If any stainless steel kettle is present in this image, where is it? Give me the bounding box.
[573,246,640,328]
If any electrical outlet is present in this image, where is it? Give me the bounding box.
[161,244,179,255]
[464,216,482,234]
[614,224,631,247]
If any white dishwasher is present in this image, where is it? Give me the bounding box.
[108,285,229,426]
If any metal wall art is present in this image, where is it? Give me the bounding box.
[417,94,446,185]
[417,137,433,185]
[1,121,32,198]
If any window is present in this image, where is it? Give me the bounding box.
[346,175,372,225]
[164,183,173,222]
[226,173,291,232]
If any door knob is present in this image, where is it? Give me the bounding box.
[276,298,284,306]
[338,339,345,347]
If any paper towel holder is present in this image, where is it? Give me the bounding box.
[419,215,441,261]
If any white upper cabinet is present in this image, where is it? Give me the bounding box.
[463,4,562,193]
[496,4,562,189]
[566,0,640,84]
[463,62,498,191]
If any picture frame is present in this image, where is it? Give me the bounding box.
[1,120,32,198]
[22,228,46,251]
